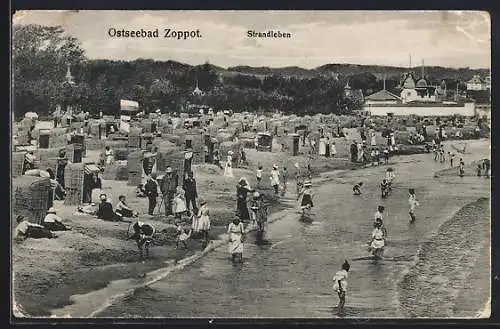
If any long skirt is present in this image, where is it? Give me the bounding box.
[224,163,233,177]
[237,200,250,221]
[301,194,313,208]
[229,234,243,254]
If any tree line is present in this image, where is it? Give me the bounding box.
[13,24,483,120]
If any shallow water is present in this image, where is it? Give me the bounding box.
[97,145,490,318]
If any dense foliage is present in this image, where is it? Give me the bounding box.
[12,24,487,119]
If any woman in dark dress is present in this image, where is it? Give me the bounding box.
[236,178,252,223]
[96,194,119,221]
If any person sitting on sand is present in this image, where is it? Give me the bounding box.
[332,260,351,311]
[352,182,363,195]
[477,164,483,177]
[14,215,56,241]
[43,207,71,231]
[115,195,138,219]
[96,193,118,221]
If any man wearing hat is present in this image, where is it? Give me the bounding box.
[160,167,178,216]
[144,173,159,216]
[43,207,71,231]
[183,170,198,216]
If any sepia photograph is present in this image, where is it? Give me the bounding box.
[11,10,491,319]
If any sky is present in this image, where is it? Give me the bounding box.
[13,10,491,69]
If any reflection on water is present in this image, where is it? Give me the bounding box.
[99,150,490,318]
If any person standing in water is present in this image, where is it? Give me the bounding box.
[369,220,386,259]
[228,216,245,264]
[298,181,314,214]
[459,158,465,177]
[374,205,385,223]
[332,260,351,311]
[408,188,419,223]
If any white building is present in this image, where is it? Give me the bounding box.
[467,75,490,91]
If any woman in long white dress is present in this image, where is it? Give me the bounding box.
[224,151,234,178]
[318,137,326,156]
[227,216,245,263]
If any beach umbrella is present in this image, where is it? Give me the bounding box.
[24,112,38,119]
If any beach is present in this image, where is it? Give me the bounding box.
[13,138,488,318]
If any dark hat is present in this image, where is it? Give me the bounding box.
[409,188,415,194]
[378,205,385,211]
[342,260,350,271]
[16,215,25,223]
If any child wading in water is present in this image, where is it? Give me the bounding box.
[332,260,351,311]
[352,182,363,195]
[408,188,419,223]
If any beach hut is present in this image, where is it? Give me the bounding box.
[13,175,51,224]
[119,99,140,134]
[256,132,273,152]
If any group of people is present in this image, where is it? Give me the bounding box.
[14,207,72,241]
[350,140,393,167]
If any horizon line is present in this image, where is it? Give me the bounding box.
[82,57,491,72]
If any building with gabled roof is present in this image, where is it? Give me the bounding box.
[365,89,401,105]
